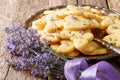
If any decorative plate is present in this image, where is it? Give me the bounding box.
[24,5,120,61]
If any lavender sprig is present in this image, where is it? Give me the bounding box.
[5,24,66,79]
[4,24,41,57]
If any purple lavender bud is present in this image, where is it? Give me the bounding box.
[111,26,117,29]
[12,60,20,70]
[18,58,28,69]
[4,27,9,34]
[71,15,77,19]
[31,69,40,77]
[79,30,85,34]
[28,57,34,63]
[89,19,93,23]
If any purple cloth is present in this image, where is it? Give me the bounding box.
[64,58,120,80]
[64,58,88,80]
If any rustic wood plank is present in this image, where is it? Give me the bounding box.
[49,0,77,7]
[10,0,49,26]
[0,46,11,80]
[78,0,108,9]
[107,0,120,12]
[0,0,13,80]
[67,0,77,5]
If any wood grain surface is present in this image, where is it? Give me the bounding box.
[0,0,120,80]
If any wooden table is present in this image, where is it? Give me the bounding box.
[0,0,120,80]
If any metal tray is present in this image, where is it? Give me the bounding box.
[24,5,120,61]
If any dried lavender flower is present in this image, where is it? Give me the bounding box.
[79,30,85,34]
[89,19,93,23]
[71,15,77,19]
[5,24,66,79]
[4,24,41,57]
[111,26,117,29]
[9,49,65,79]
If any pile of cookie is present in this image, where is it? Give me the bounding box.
[32,5,120,57]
